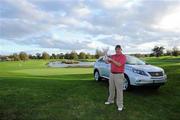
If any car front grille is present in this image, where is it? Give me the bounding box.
[148,72,163,77]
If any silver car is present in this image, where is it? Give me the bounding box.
[93,55,167,91]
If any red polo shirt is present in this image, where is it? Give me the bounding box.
[110,54,126,73]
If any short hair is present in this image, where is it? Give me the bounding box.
[115,45,122,50]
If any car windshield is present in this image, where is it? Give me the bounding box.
[126,55,146,65]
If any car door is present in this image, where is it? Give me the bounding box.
[97,58,104,76]
[98,58,110,77]
[103,62,110,78]
[97,58,105,76]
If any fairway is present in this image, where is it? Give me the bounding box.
[0,57,180,120]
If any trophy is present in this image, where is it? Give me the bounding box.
[102,47,110,62]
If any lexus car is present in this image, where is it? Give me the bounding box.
[93,55,167,90]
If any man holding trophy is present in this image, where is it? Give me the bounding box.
[104,45,126,111]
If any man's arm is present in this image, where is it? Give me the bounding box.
[109,59,121,67]
[108,56,126,67]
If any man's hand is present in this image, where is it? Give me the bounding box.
[107,57,113,62]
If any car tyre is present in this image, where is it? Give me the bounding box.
[94,70,101,81]
[123,75,131,91]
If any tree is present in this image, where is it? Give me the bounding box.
[152,46,164,57]
[91,54,96,59]
[36,53,41,59]
[95,49,103,59]
[64,53,70,59]
[11,53,20,61]
[85,53,91,59]
[60,53,64,59]
[70,51,78,59]
[172,47,179,56]
[165,50,172,56]
[79,52,86,59]
[42,52,50,59]
[57,53,64,59]
[29,54,36,59]
[51,53,56,59]
[19,52,29,61]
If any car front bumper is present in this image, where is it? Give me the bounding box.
[133,75,167,86]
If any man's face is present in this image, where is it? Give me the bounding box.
[115,48,122,54]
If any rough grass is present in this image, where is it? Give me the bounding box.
[0,57,179,120]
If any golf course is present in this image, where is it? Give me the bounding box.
[0,56,179,120]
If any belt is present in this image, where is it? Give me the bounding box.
[111,72,123,74]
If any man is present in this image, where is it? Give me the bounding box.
[105,45,126,111]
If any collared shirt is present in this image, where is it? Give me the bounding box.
[110,53,126,73]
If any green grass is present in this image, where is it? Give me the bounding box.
[0,57,180,120]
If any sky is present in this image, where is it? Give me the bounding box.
[0,0,180,55]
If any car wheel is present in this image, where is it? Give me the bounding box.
[94,70,101,81]
[123,75,131,91]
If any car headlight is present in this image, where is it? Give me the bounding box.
[132,68,148,76]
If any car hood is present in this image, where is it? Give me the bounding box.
[126,64,163,72]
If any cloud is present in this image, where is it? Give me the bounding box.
[153,6,180,33]
[0,0,180,55]
[1,0,51,20]
[0,18,53,39]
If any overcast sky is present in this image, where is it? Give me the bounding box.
[0,0,180,55]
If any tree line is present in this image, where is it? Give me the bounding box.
[133,46,180,58]
[151,46,179,57]
[0,51,97,61]
[0,46,179,61]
